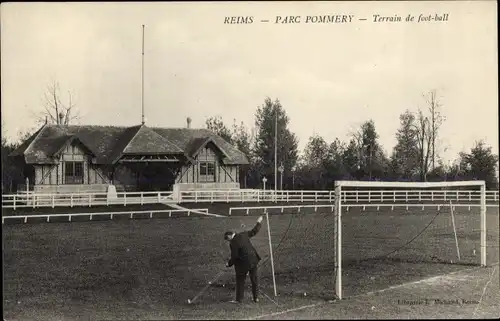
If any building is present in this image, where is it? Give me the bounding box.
[9,117,249,194]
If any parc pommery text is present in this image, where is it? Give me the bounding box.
[224,13,450,24]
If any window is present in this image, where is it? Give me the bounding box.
[199,162,216,182]
[65,161,84,184]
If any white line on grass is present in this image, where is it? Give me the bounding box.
[250,302,326,320]
[250,265,491,320]
[361,266,481,296]
[472,265,497,316]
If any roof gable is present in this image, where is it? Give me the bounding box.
[186,136,231,160]
[152,128,249,165]
[52,135,96,158]
[122,125,184,155]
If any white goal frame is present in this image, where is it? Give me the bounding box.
[333,180,487,300]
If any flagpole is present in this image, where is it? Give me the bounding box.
[274,105,278,203]
[141,24,145,125]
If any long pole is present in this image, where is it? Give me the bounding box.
[480,183,486,266]
[335,184,342,300]
[449,200,461,261]
[274,105,277,202]
[266,212,278,296]
[141,24,145,125]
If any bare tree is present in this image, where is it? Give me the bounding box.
[32,80,79,125]
[424,90,445,171]
[413,110,432,181]
[412,90,446,181]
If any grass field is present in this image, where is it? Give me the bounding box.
[3,204,499,320]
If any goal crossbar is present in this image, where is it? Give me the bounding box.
[335,180,486,188]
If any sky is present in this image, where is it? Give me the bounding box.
[1,1,498,164]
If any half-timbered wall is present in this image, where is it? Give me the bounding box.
[34,141,110,186]
[175,144,239,184]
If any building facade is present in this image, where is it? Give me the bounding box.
[10,120,248,194]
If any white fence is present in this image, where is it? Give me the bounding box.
[229,204,337,215]
[2,208,209,224]
[341,190,499,203]
[178,189,499,204]
[178,189,333,203]
[2,189,499,209]
[229,203,500,216]
[2,191,175,209]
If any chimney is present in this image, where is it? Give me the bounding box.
[186,117,192,129]
[58,112,64,125]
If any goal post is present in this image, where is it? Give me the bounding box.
[334,183,342,300]
[333,180,488,300]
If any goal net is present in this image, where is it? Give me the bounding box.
[333,180,492,300]
[250,180,495,303]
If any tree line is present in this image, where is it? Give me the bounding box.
[2,88,498,192]
[207,93,499,190]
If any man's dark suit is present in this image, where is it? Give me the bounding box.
[227,222,262,302]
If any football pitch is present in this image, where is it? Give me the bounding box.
[3,204,499,320]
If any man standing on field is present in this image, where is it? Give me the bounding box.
[224,215,264,303]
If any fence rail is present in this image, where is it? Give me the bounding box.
[2,189,498,209]
[341,190,499,204]
[2,191,175,209]
[2,208,209,224]
[229,204,337,215]
[178,189,499,204]
[229,202,500,216]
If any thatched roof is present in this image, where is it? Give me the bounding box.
[10,124,249,165]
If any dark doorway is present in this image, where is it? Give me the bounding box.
[135,162,181,191]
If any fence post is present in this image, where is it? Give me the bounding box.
[141,192,144,205]
[32,193,35,208]
[89,194,92,207]
[257,191,260,203]
[70,195,73,208]
[227,191,229,203]
[419,191,421,201]
[52,195,55,208]
[368,191,371,203]
[469,191,471,201]
[195,191,198,203]
[211,191,214,203]
[13,195,16,210]
[444,191,446,202]
[381,191,384,202]
[329,191,332,203]
[405,191,408,202]
[301,191,304,203]
[356,191,359,203]
[315,191,318,202]
[124,193,127,206]
[157,192,160,203]
[432,191,434,201]
[393,191,395,202]
[456,190,459,201]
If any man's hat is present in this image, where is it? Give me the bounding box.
[224,231,234,240]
